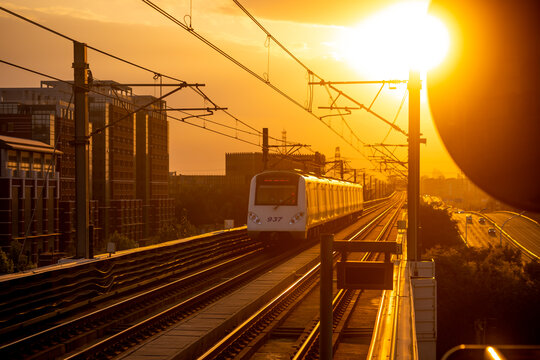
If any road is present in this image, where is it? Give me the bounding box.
[452,212,499,248]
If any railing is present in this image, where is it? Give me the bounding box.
[441,345,540,360]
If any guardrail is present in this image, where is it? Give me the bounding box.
[0,227,249,334]
[441,344,540,360]
[467,211,539,260]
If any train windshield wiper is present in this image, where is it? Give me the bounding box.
[274,194,295,210]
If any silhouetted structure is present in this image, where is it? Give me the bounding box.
[169,152,326,228]
[0,80,174,256]
[0,135,61,264]
[421,175,504,211]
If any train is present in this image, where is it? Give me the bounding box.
[247,170,363,242]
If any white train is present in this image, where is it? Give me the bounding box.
[247,171,363,242]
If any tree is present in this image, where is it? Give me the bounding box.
[425,246,540,358]
[10,240,34,272]
[176,208,197,238]
[0,248,14,274]
[107,231,137,251]
[418,201,462,256]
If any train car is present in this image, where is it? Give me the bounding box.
[247,170,363,243]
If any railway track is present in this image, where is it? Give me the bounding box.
[0,231,265,359]
[198,195,404,360]
[0,195,400,359]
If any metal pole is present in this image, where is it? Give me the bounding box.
[320,234,333,360]
[369,176,373,201]
[363,173,366,200]
[262,127,268,170]
[407,70,421,261]
[73,41,90,258]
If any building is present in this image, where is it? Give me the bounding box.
[420,175,502,211]
[169,152,326,228]
[0,89,86,253]
[133,95,174,238]
[0,135,62,264]
[225,152,325,184]
[0,80,174,254]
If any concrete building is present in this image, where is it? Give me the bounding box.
[0,91,92,254]
[0,80,174,254]
[0,135,62,264]
[169,152,326,228]
[133,95,174,238]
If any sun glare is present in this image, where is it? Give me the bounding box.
[333,2,450,79]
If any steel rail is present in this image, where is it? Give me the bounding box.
[0,230,253,334]
[64,244,309,360]
[199,196,404,359]
[0,233,261,359]
[0,249,261,358]
[293,196,405,359]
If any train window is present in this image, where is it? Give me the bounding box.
[255,173,299,206]
[314,184,319,213]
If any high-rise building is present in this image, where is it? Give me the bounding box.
[133,95,174,238]
[0,135,61,264]
[0,80,174,256]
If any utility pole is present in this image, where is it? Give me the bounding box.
[320,234,333,360]
[407,70,421,261]
[363,173,366,199]
[369,176,373,201]
[262,127,268,170]
[73,41,90,258]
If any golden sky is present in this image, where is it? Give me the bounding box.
[0,0,461,178]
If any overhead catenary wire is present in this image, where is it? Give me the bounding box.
[140,0,371,157]
[381,90,409,144]
[230,2,407,140]
[0,59,257,144]
[140,0,318,113]
[1,5,339,161]
[231,0,411,169]
[1,58,314,161]
[1,4,343,157]
[0,6,277,146]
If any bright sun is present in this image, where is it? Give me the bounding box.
[333,2,450,79]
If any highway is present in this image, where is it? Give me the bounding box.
[452,210,540,259]
[452,212,499,248]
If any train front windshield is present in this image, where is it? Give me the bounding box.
[255,173,299,206]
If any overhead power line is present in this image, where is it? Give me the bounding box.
[141,0,372,162]
[0,59,309,158]
[0,6,311,151]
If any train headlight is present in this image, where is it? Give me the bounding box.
[289,212,305,224]
[248,211,262,225]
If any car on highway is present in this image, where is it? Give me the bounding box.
[466,215,473,224]
[488,228,496,236]
[479,217,486,224]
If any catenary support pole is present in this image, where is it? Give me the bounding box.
[407,70,421,261]
[320,234,333,360]
[73,41,90,258]
[262,127,268,170]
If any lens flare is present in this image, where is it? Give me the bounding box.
[333,2,450,78]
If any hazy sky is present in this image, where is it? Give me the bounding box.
[0,0,460,177]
